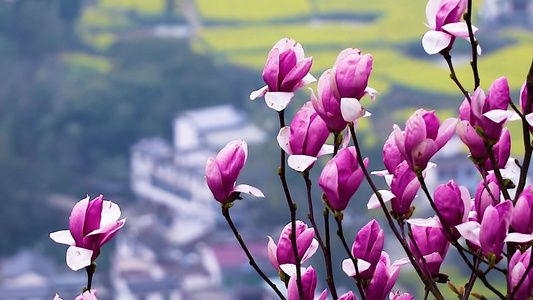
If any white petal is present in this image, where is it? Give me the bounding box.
[442,22,477,38]
[341,97,365,122]
[364,86,378,100]
[392,257,411,267]
[317,144,334,157]
[100,200,121,228]
[341,258,370,277]
[288,154,318,172]
[50,230,75,246]
[422,30,452,55]
[264,92,294,111]
[277,126,293,154]
[66,246,93,271]
[233,184,265,198]
[526,113,533,127]
[371,169,390,177]
[249,85,268,100]
[483,109,519,123]
[367,190,394,209]
[297,73,317,88]
[504,232,533,243]
[455,221,481,247]
[407,218,441,228]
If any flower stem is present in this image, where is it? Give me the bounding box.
[348,123,443,300]
[335,215,366,300]
[277,110,304,299]
[464,0,480,89]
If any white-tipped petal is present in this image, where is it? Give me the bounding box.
[277,126,293,154]
[341,97,365,122]
[342,258,371,277]
[422,30,452,55]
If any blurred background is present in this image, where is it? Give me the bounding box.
[0,0,532,299]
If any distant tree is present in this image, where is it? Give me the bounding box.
[58,0,82,41]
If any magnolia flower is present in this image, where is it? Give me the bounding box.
[422,0,479,54]
[75,291,98,300]
[50,195,126,271]
[512,186,533,234]
[342,219,383,279]
[250,38,315,111]
[267,220,319,271]
[319,146,368,211]
[339,291,358,300]
[457,200,512,262]
[410,219,450,276]
[434,180,472,239]
[461,77,510,140]
[474,173,500,221]
[287,266,328,300]
[365,252,408,300]
[390,291,414,300]
[205,140,264,203]
[277,102,332,171]
[509,249,533,300]
[394,109,456,172]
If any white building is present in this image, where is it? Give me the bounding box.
[114,105,267,299]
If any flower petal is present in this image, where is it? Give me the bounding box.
[233,184,265,198]
[277,126,293,154]
[341,97,365,122]
[342,257,371,277]
[288,154,318,172]
[422,30,452,55]
[442,22,477,38]
[368,190,395,209]
[250,85,268,100]
[505,232,533,243]
[264,92,294,111]
[50,230,75,246]
[483,109,520,123]
[66,246,93,271]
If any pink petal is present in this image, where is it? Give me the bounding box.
[341,97,365,122]
[425,0,440,28]
[407,218,441,228]
[295,73,317,90]
[264,92,294,111]
[69,196,90,245]
[288,154,318,172]
[250,85,268,100]
[50,230,75,246]
[277,126,292,154]
[422,30,452,55]
[318,289,328,300]
[435,118,457,149]
[233,184,265,198]
[66,245,93,271]
[302,238,319,263]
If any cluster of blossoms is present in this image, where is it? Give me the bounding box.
[49,195,126,299]
[205,0,533,299]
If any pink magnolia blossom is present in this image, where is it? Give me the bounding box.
[319,146,368,211]
[434,180,472,239]
[287,266,328,300]
[205,140,264,203]
[460,77,510,140]
[409,218,450,276]
[339,291,358,300]
[422,0,479,54]
[342,219,384,280]
[75,291,98,300]
[250,38,315,111]
[390,291,414,300]
[311,49,376,132]
[365,252,408,300]
[474,173,500,221]
[267,220,318,271]
[277,102,333,171]
[49,195,126,271]
[510,186,533,242]
[509,249,533,300]
[394,109,456,172]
